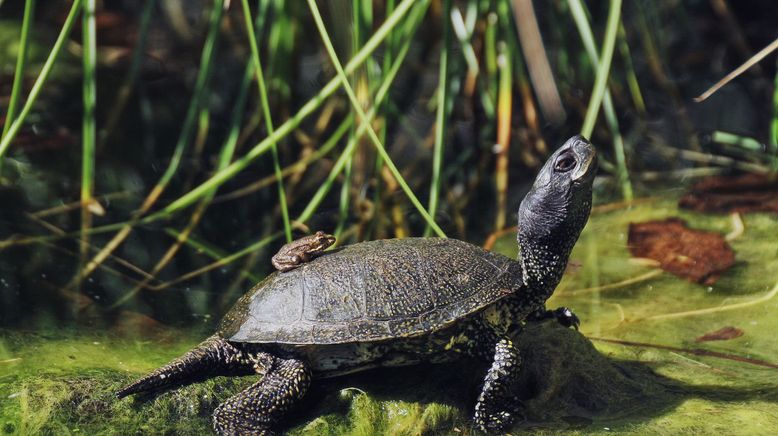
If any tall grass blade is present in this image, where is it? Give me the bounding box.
[511,0,565,124]
[306,0,446,237]
[153,2,429,288]
[1,0,36,141]
[72,1,225,285]
[770,62,778,164]
[148,1,223,204]
[112,60,257,309]
[569,0,632,200]
[79,0,97,281]
[241,0,292,242]
[162,227,261,283]
[0,0,83,166]
[579,0,621,138]
[617,23,646,114]
[494,45,512,231]
[214,116,352,204]
[424,0,451,237]
[162,0,419,214]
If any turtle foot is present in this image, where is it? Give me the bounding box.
[473,403,525,433]
[212,406,275,436]
[530,306,580,330]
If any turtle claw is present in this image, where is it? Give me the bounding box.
[551,306,580,330]
[530,306,580,330]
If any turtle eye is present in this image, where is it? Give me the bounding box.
[554,153,577,173]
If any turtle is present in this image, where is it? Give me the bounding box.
[117,135,597,435]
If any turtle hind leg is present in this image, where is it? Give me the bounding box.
[212,356,311,436]
[116,335,253,399]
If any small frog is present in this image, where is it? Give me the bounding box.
[271,231,336,272]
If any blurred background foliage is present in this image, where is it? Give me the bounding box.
[0,0,777,330]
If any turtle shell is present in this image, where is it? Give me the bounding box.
[218,238,523,344]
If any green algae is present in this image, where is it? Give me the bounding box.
[2,197,778,435]
[496,196,778,434]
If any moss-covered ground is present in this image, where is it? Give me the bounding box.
[2,198,777,435]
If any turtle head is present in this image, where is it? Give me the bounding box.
[517,135,596,299]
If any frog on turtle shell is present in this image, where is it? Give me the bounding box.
[271,231,336,272]
[117,136,597,435]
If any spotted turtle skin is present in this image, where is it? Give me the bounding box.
[117,136,597,435]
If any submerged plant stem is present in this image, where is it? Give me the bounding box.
[565,269,663,296]
[643,280,778,321]
[590,336,778,370]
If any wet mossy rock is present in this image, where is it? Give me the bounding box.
[511,321,668,426]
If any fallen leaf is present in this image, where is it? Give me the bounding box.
[679,173,778,214]
[695,326,744,342]
[628,218,735,285]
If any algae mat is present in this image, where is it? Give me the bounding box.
[2,198,777,435]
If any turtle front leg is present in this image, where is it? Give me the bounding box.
[474,337,522,432]
[212,355,311,436]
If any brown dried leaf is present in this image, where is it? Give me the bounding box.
[695,326,745,342]
[627,218,735,284]
[679,173,778,214]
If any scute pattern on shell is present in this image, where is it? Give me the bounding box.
[218,238,523,344]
